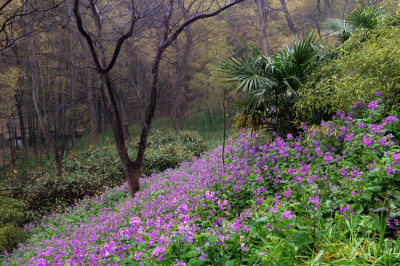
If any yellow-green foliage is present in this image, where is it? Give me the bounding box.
[0,198,26,254]
[296,12,400,121]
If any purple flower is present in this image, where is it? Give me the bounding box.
[199,253,207,260]
[281,210,295,220]
[362,137,373,147]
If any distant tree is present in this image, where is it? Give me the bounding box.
[254,0,270,56]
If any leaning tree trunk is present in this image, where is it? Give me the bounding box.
[279,0,298,34]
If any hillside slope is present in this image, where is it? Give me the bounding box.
[1,97,400,265]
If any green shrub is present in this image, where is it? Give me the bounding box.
[0,198,26,254]
[296,12,400,125]
[2,130,207,218]
[133,130,207,175]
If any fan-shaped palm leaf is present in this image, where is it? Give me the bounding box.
[323,18,353,37]
[348,6,380,30]
[220,32,324,134]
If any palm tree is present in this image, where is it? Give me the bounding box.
[220,32,324,136]
[323,6,381,42]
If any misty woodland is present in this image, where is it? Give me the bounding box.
[1,0,400,265]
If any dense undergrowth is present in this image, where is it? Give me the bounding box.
[1,97,400,265]
[296,7,400,125]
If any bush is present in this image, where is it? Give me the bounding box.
[136,130,207,175]
[0,198,26,254]
[296,11,400,125]
[1,130,207,219]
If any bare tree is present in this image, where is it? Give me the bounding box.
[74,0,245,197]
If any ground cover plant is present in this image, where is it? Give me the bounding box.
[1,95,400,265]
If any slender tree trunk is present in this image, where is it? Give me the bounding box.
[115,90,132,142]
[14,94,26,146]
[279,0,298,34]
[103,73,139,194]
[172,42,183,131]
[324,0,331,42]
[324,0,331,18]
[315,0,322,36]
[81,38,98,145]
[172,0,193,131]
[254,0,270,56]
[342,0,348,19]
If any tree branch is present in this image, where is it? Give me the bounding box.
[161,0,245,49]
[72,0,103,71]
[105,1,138,72]
[0,0,14,13]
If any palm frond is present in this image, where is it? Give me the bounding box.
[348,6,380,30]
[220,33,324,135]
[322,18,353,36]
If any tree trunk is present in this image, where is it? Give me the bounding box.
[254,0,270,56]
[14,94,26,146]
[171,0,194,131]
[315,0,322,36]
[172,42,183,131]
[324,0,331,18]
[115,90,132,142]
[80,37,98,146]
[279,0,298,34]
[324,0,331,42]
[342,0,348,19]
[116,65,131,142]
[102,73,139,196]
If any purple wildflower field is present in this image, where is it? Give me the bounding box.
[2,97,400,265]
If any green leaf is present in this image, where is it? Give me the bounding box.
[367,186,382,192]
[393,191,400,200]
[361,191,372,200]
[287,232,314,248]
[226,261,236,266]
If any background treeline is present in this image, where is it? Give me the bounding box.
[0,0,358,169]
